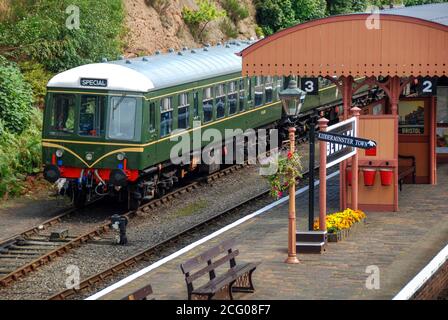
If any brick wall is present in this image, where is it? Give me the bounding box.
[412,260,448,300]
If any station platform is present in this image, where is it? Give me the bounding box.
[97,165,448,300]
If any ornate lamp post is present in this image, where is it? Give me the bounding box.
[279,79,306,264]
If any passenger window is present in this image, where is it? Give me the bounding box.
[79,95,105,137]
[50,94,76,134]
[160,97,173,137]
[178,93,190,129]
[215,84,225,119]
[149,102,155,131]
[193,91,199,119]
[276,77,284,100]
[265,76,273,103]
[228,81,238,115]
[108,97,137,140]
[248,78,253,103]
[255,76,263,107]
[239,79,245,111]
[203,87,213,122]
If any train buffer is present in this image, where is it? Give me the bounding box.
[180,238,260,300]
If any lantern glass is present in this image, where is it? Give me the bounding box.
[279,79,306,117]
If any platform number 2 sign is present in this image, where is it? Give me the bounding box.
[418,77,437,96]
[300,78,319,95]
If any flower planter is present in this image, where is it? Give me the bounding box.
[379,168,393,186]
[362,168,376,186]
[327,218,366,242]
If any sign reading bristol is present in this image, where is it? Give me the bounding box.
[316,117,376,169]
[80,78,108,87]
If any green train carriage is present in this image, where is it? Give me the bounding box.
[42,40,367,208]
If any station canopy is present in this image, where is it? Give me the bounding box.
[237,3,448,78]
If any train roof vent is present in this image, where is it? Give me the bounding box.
[101,58,108,63]
[216,42,222,46]
[203,47,209,52]
[225,44,231,48]
[205,43,211,47]
[168,48,174,53]
[155,50,161,55]
[142,57,149,62]
[126,60,132,64]
[191,49,197,54]
[182,47,188,51]
[118,55,125,60]
[177,51,183,56]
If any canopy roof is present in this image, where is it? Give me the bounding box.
[238,4,448,77]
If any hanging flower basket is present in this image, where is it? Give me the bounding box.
[264,151,303,199]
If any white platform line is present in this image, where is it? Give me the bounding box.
[393,242,448,300]
[86,170,340,300]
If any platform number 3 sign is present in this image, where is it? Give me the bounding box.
[418,77,437,96]
[300,78,319,95]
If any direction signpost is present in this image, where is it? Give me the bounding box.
[313,107,376,231]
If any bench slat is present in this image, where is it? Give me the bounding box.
[121,284,153,300]
[193,262,259,295]
[186,250,239,284]
[181,238,237,273]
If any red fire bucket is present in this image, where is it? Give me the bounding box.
[380,168,393,186]
[362,168,377,186]
[346,168,352,186]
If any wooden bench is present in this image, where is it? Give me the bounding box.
[120,284,153,300]
[180,238,260,300]
[398,155,416,191]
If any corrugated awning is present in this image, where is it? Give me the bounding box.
[237,7,448,77]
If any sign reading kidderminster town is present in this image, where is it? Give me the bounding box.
[317,117,365,168]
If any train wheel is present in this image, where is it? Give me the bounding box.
[73,188,87,208]
[155,187,166,198]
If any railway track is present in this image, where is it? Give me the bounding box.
[49,165,319,300]
[0,163,249,288]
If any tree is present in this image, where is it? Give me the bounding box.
[182,0,226,41]
[0,0,125,73]
[293,0,327,23]
[255,0,296,35]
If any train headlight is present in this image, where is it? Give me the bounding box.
[117,153,126,161]
[55,149,64,158]
[85,153,93,161]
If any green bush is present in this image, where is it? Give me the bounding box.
[182,0,226,41]
[19,61,53,108]
[220,17,238,38]
[293,0,327,23]
[0,0,125,73]
[254,0,296,35]
[221,0,249,23]
[0,108,42,199]
[0,55,33,134]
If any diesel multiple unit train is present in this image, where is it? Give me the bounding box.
[42,40,376,209]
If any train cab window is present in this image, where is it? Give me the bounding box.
[215,84,225,119]
[255,76,264,107]
[239,79,245,111]
[227,81,238,115]
[108,97,137,140]
[79,95,105,137]
[50,94,76,134]
[203,87,213,123]
[265,76,273,103]
[178,93,190,129]
[160,97,173,136]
